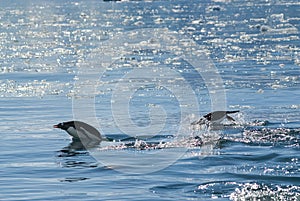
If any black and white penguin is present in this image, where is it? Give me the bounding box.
[191,110,240,126]
[53,121,102,143]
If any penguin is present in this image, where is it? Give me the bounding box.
[191,110,240,126]
[53,121,102,144]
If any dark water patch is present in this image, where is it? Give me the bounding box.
[150,183,199,200]
[226,152,280,162]
[60,177,89,182]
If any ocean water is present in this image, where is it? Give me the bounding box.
[1,0,300,200]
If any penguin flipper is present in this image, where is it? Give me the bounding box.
[226,115,235,122]
[226,110,240,114]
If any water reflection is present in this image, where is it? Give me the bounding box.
[56,139,99,168]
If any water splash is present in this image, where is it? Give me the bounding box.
[230,183,300,201]
[242,128,300,145]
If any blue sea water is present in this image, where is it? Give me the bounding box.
[0,0,300,200]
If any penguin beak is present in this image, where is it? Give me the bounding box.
[53,124,59,128]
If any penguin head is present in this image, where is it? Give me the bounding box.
[53,121,75,131]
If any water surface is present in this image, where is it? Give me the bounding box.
[0,0,299,200]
